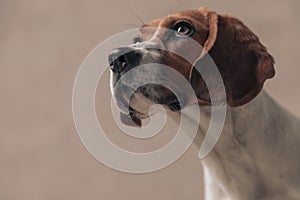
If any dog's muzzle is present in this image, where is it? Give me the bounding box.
[109,45,187,116]
[109,47,142,74]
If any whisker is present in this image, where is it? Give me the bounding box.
[160,0,169,16]
[127,2,146,26]
[172,1,180,14]
[164,0,174,15]
[125,24,142,29]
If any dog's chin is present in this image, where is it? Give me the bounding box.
[114,83,185,110]
[112,76,189,126]
[111,89,150,126]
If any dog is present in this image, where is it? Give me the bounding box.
[109,7,300,200]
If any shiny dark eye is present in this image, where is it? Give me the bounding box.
[174,22,194,36]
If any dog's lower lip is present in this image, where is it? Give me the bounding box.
[113,88,132,114]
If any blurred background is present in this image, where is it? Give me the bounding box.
[1,0,299,199]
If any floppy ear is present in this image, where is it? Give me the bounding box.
[195,8,218,60]
[191,13,275,106]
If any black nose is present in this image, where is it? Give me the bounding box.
[108,47,142,73]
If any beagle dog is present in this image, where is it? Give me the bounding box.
[109,7,300,200]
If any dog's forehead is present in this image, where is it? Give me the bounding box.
[145,10,205,27]
[139,9,207,39]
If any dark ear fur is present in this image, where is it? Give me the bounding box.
[191,14,275,106]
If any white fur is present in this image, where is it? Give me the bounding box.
[169,90,300,200]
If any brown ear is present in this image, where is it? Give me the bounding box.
[191,14,275,106]
[193,8,218,63]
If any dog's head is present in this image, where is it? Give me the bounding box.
[109,7,275,126]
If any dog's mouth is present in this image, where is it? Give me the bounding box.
[109,45,190,126]
[112,82,186,114]
[110,51,185,110]
[112,81,187,126]
[136,84,186,111]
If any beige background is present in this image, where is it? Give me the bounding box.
[1,0,300,199]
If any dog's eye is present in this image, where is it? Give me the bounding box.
[174,22,194,36]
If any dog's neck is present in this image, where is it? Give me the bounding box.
[166,91,273,147]
[167,90,299,199]
[180,90,291,151]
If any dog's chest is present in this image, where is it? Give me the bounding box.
[201,124,266,199]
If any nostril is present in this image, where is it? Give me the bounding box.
[124,51,141,63]
[117,55,126,64]
[108,49,122,66]
[108,47,142,73]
